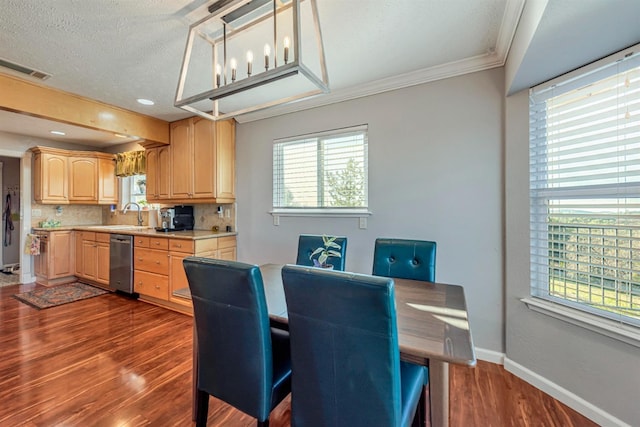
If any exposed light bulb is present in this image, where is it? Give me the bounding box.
[264,44,270,70]
[283,36,290,64]
[230,58,237,82]
[246,50,253,76]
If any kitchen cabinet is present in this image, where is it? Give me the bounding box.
[75,231,110,288]
[134,236,170,301]
[145,145,171,200]
[32,146,118,205]
[145,118,235,204]
[33,148,68,204]
[69,156,98,202]
[98,157,118,204]
[132,234,236,313]
[34,230,75,286]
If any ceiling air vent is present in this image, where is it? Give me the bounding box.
[0,58,51,80]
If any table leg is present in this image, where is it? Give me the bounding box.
[429,360,449,427]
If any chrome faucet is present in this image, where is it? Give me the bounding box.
[122,202,144,226]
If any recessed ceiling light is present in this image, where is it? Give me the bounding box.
[50,130,66,136]
[137,98,155,106]
[114,133,129,138]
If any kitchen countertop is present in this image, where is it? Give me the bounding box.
[32,225,236,240]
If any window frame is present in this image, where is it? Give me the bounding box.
[526,42,640,341]
[271,125,371,220]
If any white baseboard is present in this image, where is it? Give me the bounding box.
[504,357,631,427]
[474,347,505,364]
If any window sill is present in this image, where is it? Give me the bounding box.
[521,297,640,349]
[270,209,372,218]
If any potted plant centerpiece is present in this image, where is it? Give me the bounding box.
[310,235,342,269]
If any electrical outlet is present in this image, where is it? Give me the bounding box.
[273,215,280,226]
[359,216,367,229]
[32,209,42,217]
[225,208,231,218]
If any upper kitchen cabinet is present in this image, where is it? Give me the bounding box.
[31,146,118,205]
[33,147,68,204]
[69,156,98,202]
[145,145,171,201]
[146,117,235,204]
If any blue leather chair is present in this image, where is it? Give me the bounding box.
[372,238,436,282]
[282,265,426,427]
[183,257,292,427]
[296,234,347,271]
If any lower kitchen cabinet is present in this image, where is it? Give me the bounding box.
[34,229,75,286]
[133,234,236,314]
[75,231,110,288]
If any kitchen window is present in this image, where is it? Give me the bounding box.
[119,174,146,210]
[528,44,640,335]
[272,125,369,218]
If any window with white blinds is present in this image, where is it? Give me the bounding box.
[529,45,640,326]
[273,125,368,211]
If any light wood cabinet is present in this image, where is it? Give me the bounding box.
[34,230,75,286]
[145,145,171,201]
[145,118,235,204]
[69,156,98,202]
[133,234,236,313]
[33,150,68,204]
[98,157,118,204]
[75,231,110,288]
[32,146,118,205]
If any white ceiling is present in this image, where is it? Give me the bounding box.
[1,0,639,148]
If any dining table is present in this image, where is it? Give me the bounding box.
[192,264,477,427]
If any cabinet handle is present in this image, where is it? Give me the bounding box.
[155,285,160,289]
[155,261,160,264]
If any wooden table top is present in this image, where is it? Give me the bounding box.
[260,264,476,367]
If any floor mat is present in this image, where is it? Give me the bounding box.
[13,282,108,309]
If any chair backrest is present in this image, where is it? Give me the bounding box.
[372,238,436,282]
[296,234,348,271]
[183,257,273,421]
[282,264,402,427]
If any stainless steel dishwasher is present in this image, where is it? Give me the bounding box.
[110,234,135,296]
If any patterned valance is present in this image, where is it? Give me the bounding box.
[115,151,146,177]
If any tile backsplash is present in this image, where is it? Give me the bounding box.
[31,203,102,227]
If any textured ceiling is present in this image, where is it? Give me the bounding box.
[0,0,518,126]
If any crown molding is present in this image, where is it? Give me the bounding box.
[235,0,525,124]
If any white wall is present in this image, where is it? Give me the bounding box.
[505,90,640,426]
[236,68,505,352]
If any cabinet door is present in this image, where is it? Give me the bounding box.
[69,156,98,201]
[98,157,118,204]
[145,148,159,200]
[82,239,98,281]
[96,243,110,286]
[38,153,68,203]
[170,119,193,198]
[50,231,74,278]
[157,146,171,199]
[75,232,84,277]
[217,246,237,261]
[169,253,191,307]
[192,117,216,199]
[216,119,236,200]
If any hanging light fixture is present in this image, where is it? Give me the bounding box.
[175,0,329,121]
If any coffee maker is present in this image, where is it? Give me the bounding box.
[157,206,194,231]
[173,205,194,230]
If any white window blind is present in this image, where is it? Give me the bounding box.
[529,45,640,326]
[273,125,368,210]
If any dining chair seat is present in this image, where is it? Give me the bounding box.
[282,264,426,427]
[183,257,292,427]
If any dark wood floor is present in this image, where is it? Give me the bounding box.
[0,282,598,426]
